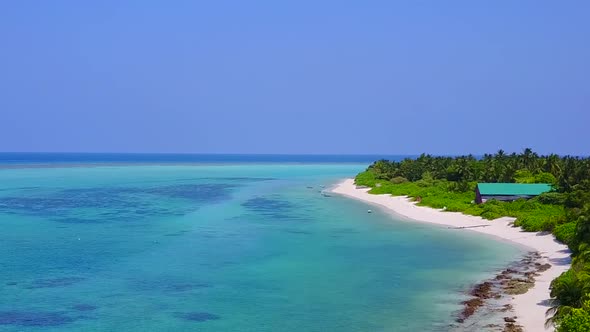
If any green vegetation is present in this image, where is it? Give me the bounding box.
[555,305,590,332]
[355,149,590,331]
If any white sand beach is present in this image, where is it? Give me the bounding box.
[332,179,571,332]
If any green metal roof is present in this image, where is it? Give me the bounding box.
[477,183,552,196]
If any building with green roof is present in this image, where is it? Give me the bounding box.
[475,183,552,204]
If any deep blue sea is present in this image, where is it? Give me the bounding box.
[0,154,522,331]
[0,153,408,166]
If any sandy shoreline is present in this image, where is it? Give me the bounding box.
[331,179,571,332]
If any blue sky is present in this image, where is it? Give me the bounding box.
[0,1,588,155]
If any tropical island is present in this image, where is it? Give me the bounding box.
[334,149,590,332]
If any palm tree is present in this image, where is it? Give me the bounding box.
[576,207,590,246]
[493,149,507,182]
[545,154,563,179]
[481,153,494,182]
[520,148,540,171]
[546,270,584,327]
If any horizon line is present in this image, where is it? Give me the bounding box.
[0,151,587,157]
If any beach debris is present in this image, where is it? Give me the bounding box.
[457,281,497,322]
[457,298,483,322]
[471,282,494,299]
[503,322,524,332]
[448,224,490,229]
[456,251,545,328]
[499,304,513,312]
[503,278,534,295]
[484,323,500,328]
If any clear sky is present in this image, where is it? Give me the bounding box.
[0,1,588,155]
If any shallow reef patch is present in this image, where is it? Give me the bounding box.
[0,311,76,327]
[27,277,85,289]
[0,183,239,224]
[71,304,98,312]
[174,311,220,322]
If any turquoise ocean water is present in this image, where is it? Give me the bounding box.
[0,157,522,331]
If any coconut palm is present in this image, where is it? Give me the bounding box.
[546,270,583,327]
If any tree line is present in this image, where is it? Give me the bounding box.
[368,148,590,191]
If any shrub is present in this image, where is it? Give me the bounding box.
[514,169,535,183]
[565,190,590,209]
[514,215,546,231]
[557,307,590,332]
[390,176,408,184]
[480,201,505,220]
[416,179,432,187]
[449,181,473,193]
[445,202,469,212]
[541,218,558,232]
[521,199,541,211]
[539,192,567,205]
[550,269,582,307]
[481,211,503,220]
[554,222,576,248]
[555,300,590,332]
[355,171,377,187]
[535,172,557,185]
